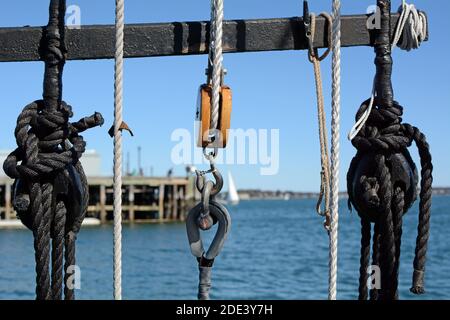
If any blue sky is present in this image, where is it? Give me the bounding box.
[0,0,448,191]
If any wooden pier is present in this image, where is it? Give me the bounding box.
[0,176,195,224]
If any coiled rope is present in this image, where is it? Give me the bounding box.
[392,0,427,51]
[348,0,428,141]
[329,0,341,301]
[3,0,104,300]
[113,0,125,300]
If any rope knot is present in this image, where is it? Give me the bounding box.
[4,101,104,184]
[352,100,413,153]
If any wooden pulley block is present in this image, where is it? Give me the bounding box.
[196,84,232,148]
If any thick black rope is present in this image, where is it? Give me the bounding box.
[358,218,371,300]
[63,161,89,300]
[376,154,395,300]
[51,201,66,300]
[347,0,433,300]
[64,231,77,300]
[409,126,433,294]
[31,182,52,300]
[3,0,103,300]
[370,223,380,300]
[392,187,404,299]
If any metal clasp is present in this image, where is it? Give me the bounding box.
[186,200,232,262]
[303,1,315,59]
[195,160,223,197]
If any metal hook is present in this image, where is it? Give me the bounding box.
[195,162,223,196]
[186,200,232,261]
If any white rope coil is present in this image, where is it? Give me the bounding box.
[392,1,427,51]
[329,0,341,301]
[113,0,124,300]
[348,1,428,141]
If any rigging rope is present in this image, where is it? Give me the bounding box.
[347,0,432,300]
[113,0,125,300]
[3,0,103,300]
[329,0,341,301]
[348,1,428,141]
[305,8,332,230]
[210,0,224,134]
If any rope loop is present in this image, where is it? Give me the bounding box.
[305,12,333,63]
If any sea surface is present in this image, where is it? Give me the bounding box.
[0,197,449,300]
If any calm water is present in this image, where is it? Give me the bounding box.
[0,197,449,300]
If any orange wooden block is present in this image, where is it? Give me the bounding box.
[196,84,232,148]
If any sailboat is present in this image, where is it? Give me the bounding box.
[227,171,240,205]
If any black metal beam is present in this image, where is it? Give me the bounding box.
[0,14,406,62]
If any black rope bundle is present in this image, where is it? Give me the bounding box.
[3,0,104,300]
[347,0,432,300]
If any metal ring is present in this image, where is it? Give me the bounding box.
[198,181,214,231]
[201,181,213,218]
[186,200,231,260]
[203,147,218,161]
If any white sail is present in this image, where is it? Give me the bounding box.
[227,171,240,205]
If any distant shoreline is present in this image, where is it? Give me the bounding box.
[222,187,450,201]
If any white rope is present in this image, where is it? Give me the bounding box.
[210,0,224,132]
[348,1,427,141]
[208,0,216,76]
[113,0,124,300]
[347,79,376,140]
[329,0,341,301]
[392,0,427,51]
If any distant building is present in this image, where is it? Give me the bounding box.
[0,149,102,177]
[79,150,102,177]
